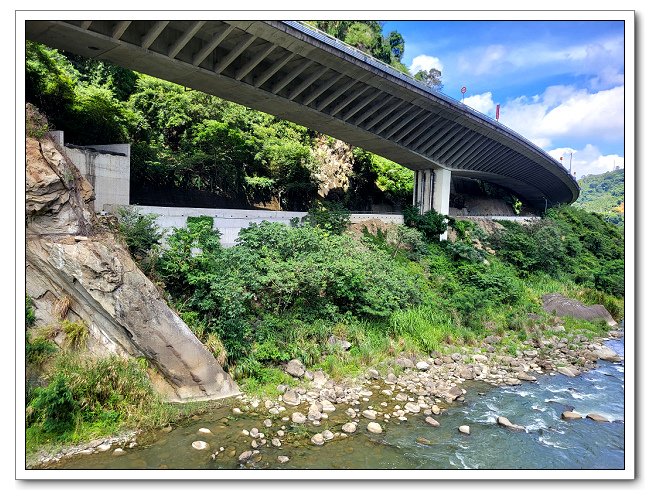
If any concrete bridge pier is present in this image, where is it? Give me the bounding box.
[413,167,451,239]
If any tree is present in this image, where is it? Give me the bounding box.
[414,68,443,90]
[388,31,405,60]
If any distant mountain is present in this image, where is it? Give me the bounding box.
[575,169,624,226]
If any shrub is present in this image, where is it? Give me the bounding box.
[594,259,625,297]
[303,201,351,235]
[29,374,78,434]
[117,207,165,261]
[26,334,57,365]
[61,320,89,350]
[402,206,447,241]
[26,294,36,327]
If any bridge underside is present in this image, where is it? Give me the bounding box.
[26,19,579,212]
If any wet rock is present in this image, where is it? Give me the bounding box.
[516,371,537,382]
[282,389,300,406]
[342,422,357,433]
[277,455,290,464]
[458,425,470,435]
[322,430,334,441]
[291,412,307,424]
[430,404,441,415]
[562,411,582,420]
[192,441,209,450]
[416,437,432,445]
[367,422,383,434]
[587,413,610,423]
[497,416,525,431]
[592,346,621,362]
[505,378,523,386]
[112,448,126,457]
[238,450,253,462]
[250,440,259,449]
[362,409,377,419]
[558,366,580,377]
[416,361,430,371]
[425,417,440,427]
[285,359,305,378]
[311,433,325,446]
[198,427,212,435]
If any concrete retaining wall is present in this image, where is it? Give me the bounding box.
[109,205,404,247]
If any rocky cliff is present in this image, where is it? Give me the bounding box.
[26,133,239,402]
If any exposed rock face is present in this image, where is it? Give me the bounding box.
[542,294,617,326]
[312,136,355,198]
[25,134,239,402]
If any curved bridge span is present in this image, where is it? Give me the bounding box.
[26,19,579,213]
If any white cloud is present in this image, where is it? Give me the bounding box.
[547,144,624,178]
[499,85,624,148]
[463,91,495,115]
[409,54,444,75]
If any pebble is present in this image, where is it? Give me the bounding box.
[277,455,290,463]
[96,443,111,452]
[322,430,334,441]
[342,422,357,433]
[362,409,377,419]
[424,416,440,427]
[198,428,212,435]
[458,425,470,435]
[311,433,325,446]
[263,419,272,428]
[238,450,253,462]
[112,448,126,457]
[233,408,242,415]
[416,361,430,371]
[272,438,282,447]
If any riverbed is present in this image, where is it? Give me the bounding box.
[45,336,624,471]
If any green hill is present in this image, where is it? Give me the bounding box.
[575,169,624,226]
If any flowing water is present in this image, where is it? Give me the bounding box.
[48,337,624,470]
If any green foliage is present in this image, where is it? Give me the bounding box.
[594,260,625,297]
[370,154,413,203]
[414,68,443,90]
[403,206,447,241]
[303,201,351,235]
[575,169,624,226]
[61,320,89,350]
[26,335,57,365]
[116,207,164,260]
[29,374,78,434]
[26,295,36,327]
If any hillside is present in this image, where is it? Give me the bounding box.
[575,169,624,226]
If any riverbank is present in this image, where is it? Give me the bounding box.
[29,324,623,469]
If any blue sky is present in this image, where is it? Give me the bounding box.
[383,20,625,177]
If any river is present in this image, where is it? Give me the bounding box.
[47,336,624,471]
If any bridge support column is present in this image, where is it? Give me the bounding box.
[412,167,451,240]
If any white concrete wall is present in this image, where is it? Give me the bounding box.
[106,205,404,247]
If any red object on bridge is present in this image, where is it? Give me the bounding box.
[496,104,500,120]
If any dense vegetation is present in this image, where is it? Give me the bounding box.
[575,169,624,227]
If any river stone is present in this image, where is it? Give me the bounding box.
[263,419,272,428]
[198,427,212,435]
[368,369,381,379]
[395,393,408,402]
[96,443,112,452]
[451,353,462,362]
[416,437,432,445]
[473,354,489,363]
[192,441,209,451]
[562,411,582,420]
[322,430,334,441]
[458,425,471,435]
[416,361,430,371]
[233,407,242,415]
[321,400,336,413]
[362,409,377,419]
[386,373,398,383]
[558,366,580,377]
[285,359,305,378]
[272,438,282,447]
[592,346,621,362]
[277,455,290,463]
[430,404,441,415]
[282,389,300,406]
[291,412,307,424]
[112,448,126,457]
[342,422,357,433]
[311,433,325,446]
[396,357,414,369]
[303,370,314,381]
[367,422,383,434]
[497,416,525,431]
[516,371,537,381]
[405,402,421,414]
[346,408,357,418]
[425,416,440,427]
[313,370,327,387]
[238,450,253,462]
[587,413,610,423]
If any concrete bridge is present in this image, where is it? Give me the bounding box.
[26,19,579,216]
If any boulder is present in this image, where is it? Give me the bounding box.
[416,361,430,371]
[312,370,327,387]
[320,400,336,413]
[342,422,357,433]
[285,359,305,378]
[542,293,617,326]
[395,357,415,369]
[291,412,307,424]
[362,409,377,419]
[282,389,300,406]
[558,366,580,377]
[516,371,537,382]
[587,413,610,423]
[322,430,334,441]
[562,411,582,420]
[311,433,325,446]
[592,346,622,362]
[458,425,470,435]
[368,369,381,379]
[112,448,126,457]
[404,402,421,414]
[497,416,525,431]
